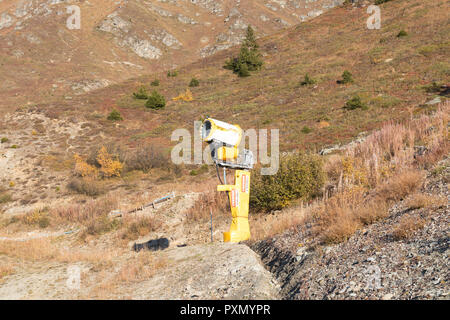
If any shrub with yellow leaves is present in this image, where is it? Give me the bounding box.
[74,154,98,178]
[172,88,194,102]
[96,146,123,178]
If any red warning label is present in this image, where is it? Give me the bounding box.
[241,175,248,193]
[231,189,239,207]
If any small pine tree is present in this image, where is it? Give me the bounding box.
[224,26,263,77]
[375,0,392,4]
[339,70,354,84]
[189,78,200,87]
[133,87,148,99]
[107,109,123,121]
[344,95,368,110]
[397,30,408,37]
[301,73,316,86]
[167,70,178,77]
[146,90,166,109]
[238,63,250,77]
[301,126,312,134]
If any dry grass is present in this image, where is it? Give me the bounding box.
[0,263,15,281]
[0,192,12,205]
[377,170,425,202]
[56,248,116,267]
[307,104,448,244]
[185,191,229,222]
[355,199,389,225]
[392,215,426,240]
[47,194,123,240]
[21,209,51,229]
[0,237,117,269]
[313,169,424,244]
[344,105,448,189]
[0,239,58,261]
[405,193,447,210]
[51,194,118,224]
[88,275,118,300]
[250,206,308,241]
[87,251,168,299]
[120,215,163,240]
[320,213,360,244]
[116,251,167,283]
[311,188,388,244]
[67,177,107,197]
[415,139,450,169]
[83,215,121,237]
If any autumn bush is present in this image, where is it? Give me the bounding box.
[22,209,50,228]
[96,146,123,178]
[74,146,123,180]
[86,143,126,168]
[172,88,194,102]
[250,153,325,212]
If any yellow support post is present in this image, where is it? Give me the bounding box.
[217,170,251,242]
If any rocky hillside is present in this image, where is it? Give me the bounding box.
[0,0,343,110]
[0,0,448,301]
[35,0,448,154]
[252,157,449,300]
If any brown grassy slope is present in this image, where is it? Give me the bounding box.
[46,0,449,155]
[0,0,336,112]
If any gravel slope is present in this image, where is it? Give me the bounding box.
[252,158,449,300]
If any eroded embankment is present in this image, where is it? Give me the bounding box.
[250,240,302,300]
[249,159,450,300]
